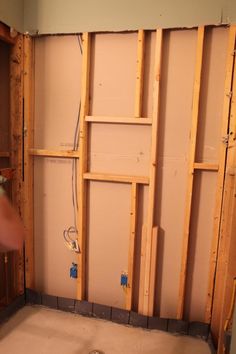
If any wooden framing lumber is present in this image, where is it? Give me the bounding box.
[138,224,147,312]
[84,172,149,185]
[142,29,163,316]
[0,22,16,45]
[29,149,80,158]
[85,116,152,125]
[205,25,236,324]
[134,30,145,118]
[126,183,138,310]
[177,26,205,319]
[10,34,24,295]
[77,33,91,300]
[193,163,219,171]
[0,152,10,157]
[148,226,158,315]
[23,35,35,289]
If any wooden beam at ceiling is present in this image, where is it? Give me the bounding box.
[77,32,91,300]
[142,28,163,316]
[23,35,35,289]
[206,25,236,324]
[134,29,145,118]
[177,26,205,319]
[29,148,80,158]
[85,116,152,125]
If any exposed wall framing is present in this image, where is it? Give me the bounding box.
[25,27,235,351]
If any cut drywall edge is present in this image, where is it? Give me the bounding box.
[23,0,234,35]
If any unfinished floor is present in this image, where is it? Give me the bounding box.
[0,306,211,354]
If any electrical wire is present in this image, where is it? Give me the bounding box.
[63,34,83,253]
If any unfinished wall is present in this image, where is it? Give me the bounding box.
[23,0,236,34]
[33,27,228,321]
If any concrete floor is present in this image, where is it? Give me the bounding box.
[0,306,211,354]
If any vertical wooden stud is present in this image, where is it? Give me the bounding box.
[177,26,205,319]
[10,34,24,295]
[23,35,35,289]
[142,29,163,316]
[205,25,236,323]
[126,182,138,310]
[77,33,91,300]
[134,30,145,118]
[148,226,158,315]
[138,224,147,312]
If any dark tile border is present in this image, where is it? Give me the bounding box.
[25,289,212,344]
[93,303,111,320]
[42,294,58,309]
[111,307,130,325]
[168,319,189,335]
[58,297,75,313]
[129,311,148,328]
[0,295,25,324]
[148,317,168,331]
[75,300,93,317]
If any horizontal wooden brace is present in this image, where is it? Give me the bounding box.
[85,116,152,125]
[194,163,219,171]
[84,172,149,184]
[29,149,80,158]
[0,152,10,158]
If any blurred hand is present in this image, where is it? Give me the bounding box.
[0,194,25,252]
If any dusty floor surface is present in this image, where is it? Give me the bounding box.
[0,306,211,354]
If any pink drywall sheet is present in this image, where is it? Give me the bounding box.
[34,157,78,298]
[185,171,218,321]
[34,35,82,150]
[34,29,227,318]
[196,27,228,163]
[90,33,137,117]
[88,181,130,308]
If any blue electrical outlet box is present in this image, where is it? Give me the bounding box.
[120,272,128,287]
[70,263,78,279]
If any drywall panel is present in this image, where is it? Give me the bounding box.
[196,26,229,163]
[34,36,82,150]
[0,41,10,152]
[23,0,231,35]
[34,158,78,298]
[154,29,197,318]
[88,182,130,308]
[184,171,217,321]
[90,33,137,117]
[0,0,24,32]
[90,124,151,176]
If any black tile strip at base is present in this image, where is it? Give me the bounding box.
[0,295,25,324]
[25,288,211,342]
